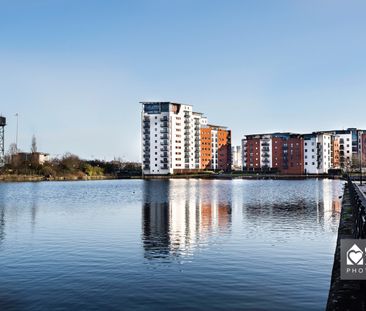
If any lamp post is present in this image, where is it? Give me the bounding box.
[361,136,363,186]
[15,113,19,151]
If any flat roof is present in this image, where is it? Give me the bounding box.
[207,124,228,129]
[139,101,192,106]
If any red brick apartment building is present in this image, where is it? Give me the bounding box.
[200,125,231,171]
[272,134,304,174]
[242,133,304,174]
[243,136,261,170]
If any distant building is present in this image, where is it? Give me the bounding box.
[241,128,365,174]
[141,102,231,175]
[11,152,49,166]
[231,145,242,170]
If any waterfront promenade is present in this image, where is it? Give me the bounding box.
[327,180,366,310]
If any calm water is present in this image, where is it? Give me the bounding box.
[0,179,344,311]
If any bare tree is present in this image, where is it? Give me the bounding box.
[31,135,37,153]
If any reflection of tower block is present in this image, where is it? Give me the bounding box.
[0,116,6,167]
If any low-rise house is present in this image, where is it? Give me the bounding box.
[11,152,49,166]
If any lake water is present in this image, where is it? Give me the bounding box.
[0,179,344,310]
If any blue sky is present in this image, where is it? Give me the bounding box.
[0,0,365,161]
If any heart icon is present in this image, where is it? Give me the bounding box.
[348,250,363,265]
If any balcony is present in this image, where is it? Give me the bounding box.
[161,141,168,146]
[160,122,169,128]
[160,135,169,139]
[160,129,168,134]
[160,147,168,152]
[161,165,169,170]
[262,147,270,152]
[262,142,270,147]
[160,117,168,122]
[160,159,169,164]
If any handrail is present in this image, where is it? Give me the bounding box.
[347,176,366,239]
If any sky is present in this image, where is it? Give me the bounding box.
[0,0,365,161]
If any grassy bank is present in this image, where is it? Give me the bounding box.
[0,174,118,182]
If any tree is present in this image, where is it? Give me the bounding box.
[31,135,37,153]
[60,153,81,172]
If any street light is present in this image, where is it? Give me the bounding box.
[15,113,19,151]
[361,135,363,186]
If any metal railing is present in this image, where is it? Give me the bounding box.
[348,177,366,239]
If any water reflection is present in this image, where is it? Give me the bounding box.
[30,183,39,233]
[143,179,343,260]
[142,180,232,260]
[0,186,6,246]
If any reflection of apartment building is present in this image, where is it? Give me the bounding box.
[142,180,232,260]
[141,102,231,175]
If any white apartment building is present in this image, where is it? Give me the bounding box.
[142,102,213,175]
[231,145,242,170]
[335,133,352,169]
[304,133,332,174]
[260,135,272,170]
[142,102,192,175]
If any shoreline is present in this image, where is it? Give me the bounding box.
[0,174,119,183]
[0,173,344,182]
